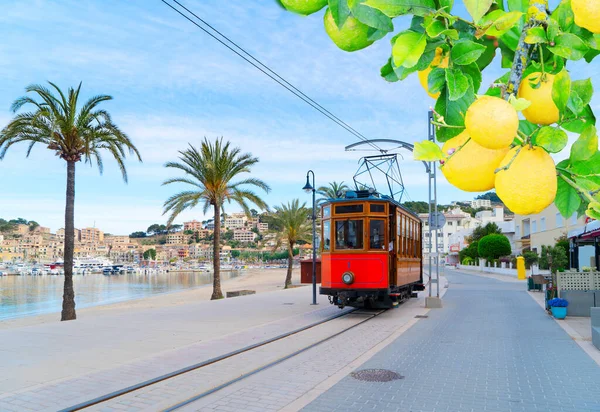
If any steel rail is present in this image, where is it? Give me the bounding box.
[58,308,357,412]
[163,309,388,411]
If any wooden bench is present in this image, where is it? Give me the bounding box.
[226,290,256,298]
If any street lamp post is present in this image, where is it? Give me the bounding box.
[302,170,318,305]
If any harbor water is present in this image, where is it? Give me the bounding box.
[0,271,242,321]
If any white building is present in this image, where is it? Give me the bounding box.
[420,208,477,256]
[514,203,586,255]
[471,199,492,208]
[233,230,256,243]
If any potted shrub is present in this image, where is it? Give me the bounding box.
[547,298,568,319]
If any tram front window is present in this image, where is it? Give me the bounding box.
[335,220,363,250]
[323,220,331,251]
[370,219,385,250]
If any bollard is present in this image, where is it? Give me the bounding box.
[517,256,526,280]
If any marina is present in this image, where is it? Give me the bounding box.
[0,270,244,321]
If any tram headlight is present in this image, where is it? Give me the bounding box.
[342,271,354,285]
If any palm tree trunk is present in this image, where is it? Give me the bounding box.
[61,160,77,321]
[211,204,224,300]
[285,242,294,289]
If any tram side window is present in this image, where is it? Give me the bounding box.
[322,220,331,251]
[369,219,385,250]
[335,220,363,250]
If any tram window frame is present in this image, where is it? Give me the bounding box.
[369,203,386,214]
[368,218,386,250]
[322,205,331,218]
[333,203,364,215]
[333,219,364,251]
[322,219,331,252]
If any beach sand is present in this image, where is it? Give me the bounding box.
[0,267,304,329]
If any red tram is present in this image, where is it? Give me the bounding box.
[319,190,424,309]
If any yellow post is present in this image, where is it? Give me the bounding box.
[517,256,526,280]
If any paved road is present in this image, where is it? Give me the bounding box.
[304,270,600,412]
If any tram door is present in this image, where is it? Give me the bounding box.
[389,206,397,287]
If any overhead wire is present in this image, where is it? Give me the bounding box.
[159,0,383,152]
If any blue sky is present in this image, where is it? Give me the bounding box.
[0,0,596,234]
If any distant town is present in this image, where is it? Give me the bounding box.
[0,192,593,270]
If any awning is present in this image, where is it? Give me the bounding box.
[569,220,600,240]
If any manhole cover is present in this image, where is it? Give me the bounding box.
[350,369,404,382]
[282,303,294,305]
[414,315,428,318]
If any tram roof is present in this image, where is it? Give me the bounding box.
[322,190,420,219]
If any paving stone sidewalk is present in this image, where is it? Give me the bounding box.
[304,270,600,412]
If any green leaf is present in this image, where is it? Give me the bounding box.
[414,140,445,161]
[362,0,436,17]
[414,48,436,70]
[475,37,497,71]
[392,31,427,68]
[550,0,574,32]
[461,62,482,92]
[434,86,475,142]
[349,0,394,32]
[367,27,389,41]
[562,104,596,133]
[551,69,571,115]
[438,0,453,12]
[508,95,531,111]
[571,151,600,187]
[547,19,560,43]
[451,39,486,65]
[428,67,446,94]
[587,201,600,221]
[536,126,568,153]
[567,91,584,116]
[424,17,446,37]
[328,0,351,28]
[556,175,581,218]
[571,78,593,106]
[445,68,469,101]
[571,125,598,162]
[380,58,399,82]
[463,0,493,23]
[499,25,520,52]
[482,11,524,37]
[518,119,537,135]
[507,0,527,12]
[548,33,589,61]
[524,26,547,44]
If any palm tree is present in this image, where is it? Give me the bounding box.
[269,199,311,288]
[317,181,350,204]
[162,138,270,299]
[0,82,141,321]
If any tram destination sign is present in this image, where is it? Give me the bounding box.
[429,212,446,230]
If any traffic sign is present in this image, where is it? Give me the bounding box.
[429,212,446,230]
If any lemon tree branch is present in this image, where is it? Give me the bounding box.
[504,0,549,98]
[559,173,597,204]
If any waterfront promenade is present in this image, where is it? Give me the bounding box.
[1,269,599,411]
[304,270,600,412]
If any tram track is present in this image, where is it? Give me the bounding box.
[59,307,387,412]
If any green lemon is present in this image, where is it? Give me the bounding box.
[323,8,374,52]
[280,0,327,15]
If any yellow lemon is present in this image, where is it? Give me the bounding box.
[464,95,518,150]
[518,72,560,125]
[495,146,557,215]
[572,0,600,33]
[280,0,327,15]
[441,131,509,192]
[417,49,449,99]
[323,8,373,52]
